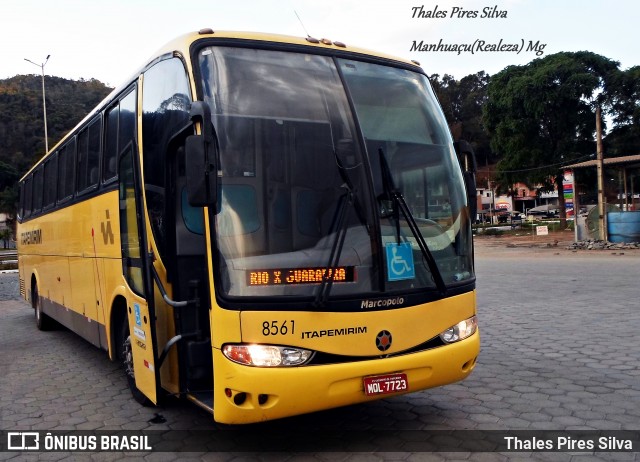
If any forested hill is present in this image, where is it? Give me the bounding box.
[0,75,112,214]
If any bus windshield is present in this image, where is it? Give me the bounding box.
[197,46,474,304]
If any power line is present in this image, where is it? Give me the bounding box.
[477,153,595,174]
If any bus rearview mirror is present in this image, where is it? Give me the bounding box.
[453,140,477,220]
[185,101,218,209]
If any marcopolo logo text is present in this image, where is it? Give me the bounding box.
[361,297,405,309]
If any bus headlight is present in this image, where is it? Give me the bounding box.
[222,344,314,367]
[439,315,478,344]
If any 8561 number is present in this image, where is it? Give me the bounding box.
[262,320,295,336]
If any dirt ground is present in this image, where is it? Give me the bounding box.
[473,228,640,258]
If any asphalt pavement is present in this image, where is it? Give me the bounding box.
[0,248,639,461]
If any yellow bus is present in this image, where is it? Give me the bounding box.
[17,29,479,424]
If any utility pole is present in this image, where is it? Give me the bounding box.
[488,178,494,225]
[24,55,50,153]
[596,105,607,241]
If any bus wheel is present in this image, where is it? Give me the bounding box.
[33,282,54,331]
[120,320,152,406]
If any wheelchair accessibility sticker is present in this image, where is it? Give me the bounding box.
[134,303,141,326]
[385,242,415,281]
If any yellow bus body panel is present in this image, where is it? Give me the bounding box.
[239,291,475,355]
[125,292,158,404]
[18,191,121,346]
[212,290,478,423]
[213,331,479,424]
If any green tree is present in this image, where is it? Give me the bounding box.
[483,51,621,226]
[0,75,112,217]
[0,161,19,221]
[605,65,640,155]
[430,71,494,166]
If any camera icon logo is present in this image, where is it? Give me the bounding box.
[7,432,40,450]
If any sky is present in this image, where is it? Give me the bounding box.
[1,0,638,87]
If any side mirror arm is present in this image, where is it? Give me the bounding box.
[453,140,478,221]
[185,101,219,209]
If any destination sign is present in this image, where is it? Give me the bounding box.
[247,267,355,286]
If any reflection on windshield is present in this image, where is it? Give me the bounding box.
[377,146,447,294]
[199,47,375,298]
[338,59,473,290]
[197,47,474,303]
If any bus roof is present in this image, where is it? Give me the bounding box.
[159,29,419,67]
[21,29,422,180]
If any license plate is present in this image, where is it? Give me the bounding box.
[363,373,408,396]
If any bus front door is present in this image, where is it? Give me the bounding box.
[119,142,161,404]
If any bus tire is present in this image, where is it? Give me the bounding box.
[119,319,152,406]
[33,281,54,331]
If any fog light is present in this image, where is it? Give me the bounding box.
[439,315,478,343]
[222,344,314,367]
[248,345,281,367]
[281,348,312,365]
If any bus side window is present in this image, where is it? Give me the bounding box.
[104,104,119,182]
[142,57,192,262]
[77,128,89,191]
[104,87,136,184]
[217,185,260,236]
[118,144,145,296]
[119,90,136,151]
[87,117,101,187]
[23,177,32,218]
[181,188,204,235]
[57,139,76,203]
[18,182,24,221]
[77,116,102,193]
[43,155,58,209]
[32,166,44,215]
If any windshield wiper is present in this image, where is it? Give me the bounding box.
[313,184,353,309]
[378,148,447,295]
[314,138,371,308]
